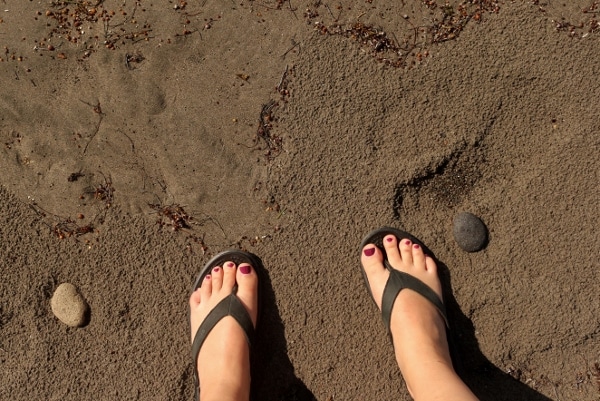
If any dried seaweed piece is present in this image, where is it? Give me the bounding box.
[308,0,503,67]
[254,100,283,161]
[149,203,193,231]
[91,173,115,208]
[29,203,94,240]
[51,219,94,239]
[42,0,153,54]
[593,363,600,392]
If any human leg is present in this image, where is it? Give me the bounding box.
[361,231,479,401]
[189,256,259,401]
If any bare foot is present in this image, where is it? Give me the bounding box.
[361,234,479,401]
[189,261,258,401]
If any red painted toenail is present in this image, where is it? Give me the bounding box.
[240,265,252,274]
[405,240,411,245]
[364,248,375,257]
[226,262,234,268]
[205,275,211,280]
[213,267,220,272]
[386,237,393,242]
[413,244,420,249]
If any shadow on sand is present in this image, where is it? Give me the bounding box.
[251,253,551,401]
[251,261,316,401]
[437,260,553,401]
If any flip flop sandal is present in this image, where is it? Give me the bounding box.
[190,250,262,401]
[359,227,449,333]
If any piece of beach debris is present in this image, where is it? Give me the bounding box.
[453,212,488,252]
[50,283,89,327]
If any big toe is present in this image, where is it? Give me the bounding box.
[361,244,390,310]
[362,244,385,272]
[235,264,259,327]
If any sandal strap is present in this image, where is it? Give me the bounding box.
[191,293,255,399]
[381,265,449,333]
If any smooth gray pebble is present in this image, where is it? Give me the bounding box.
[453,212,488,252]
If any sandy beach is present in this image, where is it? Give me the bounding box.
[1,1,599,400]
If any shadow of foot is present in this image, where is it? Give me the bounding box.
[436,260,553,401]
[251,256,316,401]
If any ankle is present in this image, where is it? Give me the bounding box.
[199,378,250,401]
[405,361,476,401]
[197,354,251,401]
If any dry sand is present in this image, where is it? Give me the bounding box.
[1,1,599,400]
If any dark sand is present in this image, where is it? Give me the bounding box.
[1,1,599,400]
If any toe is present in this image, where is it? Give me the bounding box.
[361,244,384,274]
[200,274,212,302]
[211,266,223,291]
[425,256,438,274]
[222,261,237,291]
[383,235,402,267]
[361,244,389,310]
[399,238,414,267]
[236,264,259,326]
[412,243,427,270]
[189,287,202,308]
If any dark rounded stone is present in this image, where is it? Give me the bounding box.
[453,212,488,252]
